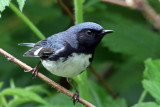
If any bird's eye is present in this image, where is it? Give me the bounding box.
[86,30,92,36]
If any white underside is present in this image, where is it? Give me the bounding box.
[42,53,92,77]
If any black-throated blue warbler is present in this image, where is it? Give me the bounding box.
[20,22,114,103]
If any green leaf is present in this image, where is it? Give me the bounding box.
[89,86,103,107]
[132,102,159,107]
[104,96,127,107]
[17,0,26,11]
[1,88,48,105]
[0,94,7,107]
[25,85,51,96]
[8,98,33,107]
[81,0,85,4]
[100,12,160,62]
[0,0,11,17]
[0,0,26,18]
[45,93,81,107]
[0,82,3,89]
[142,59,160,103]
[10,79,16,88]
[89,80,127,107]
[0,0,11,12]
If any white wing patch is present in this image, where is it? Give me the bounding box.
[55,47,65,54]
[34,47,43,56]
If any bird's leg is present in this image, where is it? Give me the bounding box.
[24,61,41,79]
[72,90,79,105]
[67,78,79,105]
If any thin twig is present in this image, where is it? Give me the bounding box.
[57,0,75,21]
[89,66,117,99]
[139,0,160,29]
[102,0,160,31]
[101,0,131,8]
[0,48,95,107]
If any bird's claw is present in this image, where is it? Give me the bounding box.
[72,90,79,105]
[31,66,39,79]
[24,61,41,79]
[24,65,39,79]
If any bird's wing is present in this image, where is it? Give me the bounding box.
[23,39,55,57]
[22,37,67,58]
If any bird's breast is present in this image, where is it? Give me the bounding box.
[41,53,92,77]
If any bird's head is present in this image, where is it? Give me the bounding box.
[67,22,114,52]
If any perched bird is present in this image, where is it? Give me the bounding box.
[20,22,113,77]
[20,22,113,103]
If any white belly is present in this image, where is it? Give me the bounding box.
[42,53,92,77]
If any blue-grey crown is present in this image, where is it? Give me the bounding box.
[67,22,104,32]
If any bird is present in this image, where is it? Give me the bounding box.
[19,22,114,103]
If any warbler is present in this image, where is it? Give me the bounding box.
[20,22,113,78]
[21,22,113,100]
[20,22,114,104]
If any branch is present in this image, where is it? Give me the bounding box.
[102,0,160,31]
[139,0,160,30]
[0,48,95,107]
[101,0,131,8]
[57,0,75,21]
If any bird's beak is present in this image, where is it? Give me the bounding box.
[101,30,114,35]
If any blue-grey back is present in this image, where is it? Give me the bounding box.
[45,30,78,52]
[40,22,103,52]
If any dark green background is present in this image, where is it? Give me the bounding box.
[1,0,160,106]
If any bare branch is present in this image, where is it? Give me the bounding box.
[102,0,160,31]
[102,0,132,8]
[140,1,160,29]
[0,48,95,107]
[57,0,75,21]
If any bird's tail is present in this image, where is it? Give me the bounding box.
[18,43,35,47]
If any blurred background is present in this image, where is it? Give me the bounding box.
[0,0,160,106]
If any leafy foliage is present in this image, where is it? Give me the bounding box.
[17,0,26,11]
[89,81,127,107]
[0,0,26,18]
[0,0,11,17]
[132,58,160,106]
[142,59,160,103]
[0,82,49,107]
[0,82,3,89]
[133,102,159,107]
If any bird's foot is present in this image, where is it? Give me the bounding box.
[24,61,41,79]
[72,90,79,105]
[24,65,39,79]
